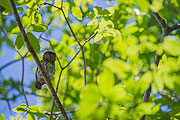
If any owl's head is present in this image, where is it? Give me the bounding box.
[43,51,56,62]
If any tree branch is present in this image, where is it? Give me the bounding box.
[9,0,69,119]
[50,70,63,120]
[140,2,180,120]
[0,58,22,71]
[21,57,29,106]
[40,26,97,120]
[44,2,87,85]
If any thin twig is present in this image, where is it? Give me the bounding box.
[0,27,29,107]
[6,100,12,114]
[44,2,87,86]
[9,0,69,119]
[38,18,54,39]
[39,36,64,120]
[21,57,29,106]
[63,32,97,69]
[0,92,52,101]
[50,70,63,120]
[63,49,80,69]
[60,2,86,85]
[44,110,75,115]
[40,24,97,120]
[0,58,22,71]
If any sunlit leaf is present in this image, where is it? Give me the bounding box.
[162,38,180,56]
[87,12,95,19]
[104,58,132,79]
[87,19,98,26]
[27,112,35,120]
[11,26,20,34]
[94,33,103,42]
[60,2,70,20]
[34,12,41,24]
[29,24,48,32]
[150,0,164,12]
[134,0,149,13]
[51,0,62,11]
[102,7,115,16]
[136,103,154,116]
[108,84,128,102]
[78,84,100,119]
[2,7,23,15]
[28,106,46,117]
[22,14,29,27]
[13,103,27,113]
[27,32,40,52]
[0,114,5,120]
[93,6,102,16]
[71,3,83,20]
[97,69,115,94]
[15,34,24,50]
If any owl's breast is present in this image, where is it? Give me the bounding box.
[36,60,55,83]
[41,61,55,79]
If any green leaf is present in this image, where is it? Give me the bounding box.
[27,112,35,120]
[71,3,83,20]
[2,7,23,15]
[136,103,154,116]
[87,19,98,26]
[61,2,70,20]
[94,33,103,42]
[134,0,149,13]
[28,106,46,118]
[29,24,48,32]
[27,32,40,53]
[22,14,29,27]
[102,7,115,16]
[15,34,24,50]
[11,26,20,34]
[13,103,27,113]
[86,12,95,19]
[78,84,100,119]
[99,18,114,28]
[34,12,41,24]
[52,0,62,11]
[97,69,115,94]
[104,58,132,79]
[5,39,14,48]
[150,0,163,12]
[169,106,180,118]
[93,7,102,16]
[0,114,5,120]
[162,38,180,56]
[0,0,17,10]
[123,23,139,35]
[107,84,128,102]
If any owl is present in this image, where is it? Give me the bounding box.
[35,51,56,89]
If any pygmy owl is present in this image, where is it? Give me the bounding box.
[35,51,56,89]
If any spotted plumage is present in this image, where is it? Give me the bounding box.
[35,51,56,89]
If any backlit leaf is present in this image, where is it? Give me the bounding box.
[71,4,83,20]
[162,39,180,56]
[29,24,48,32]
[27,32,40,53]
[15,34,24,50]
[13,103,27,113]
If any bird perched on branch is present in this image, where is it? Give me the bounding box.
[35,51,56,89]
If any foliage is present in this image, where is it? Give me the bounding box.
[0,0,180,120]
